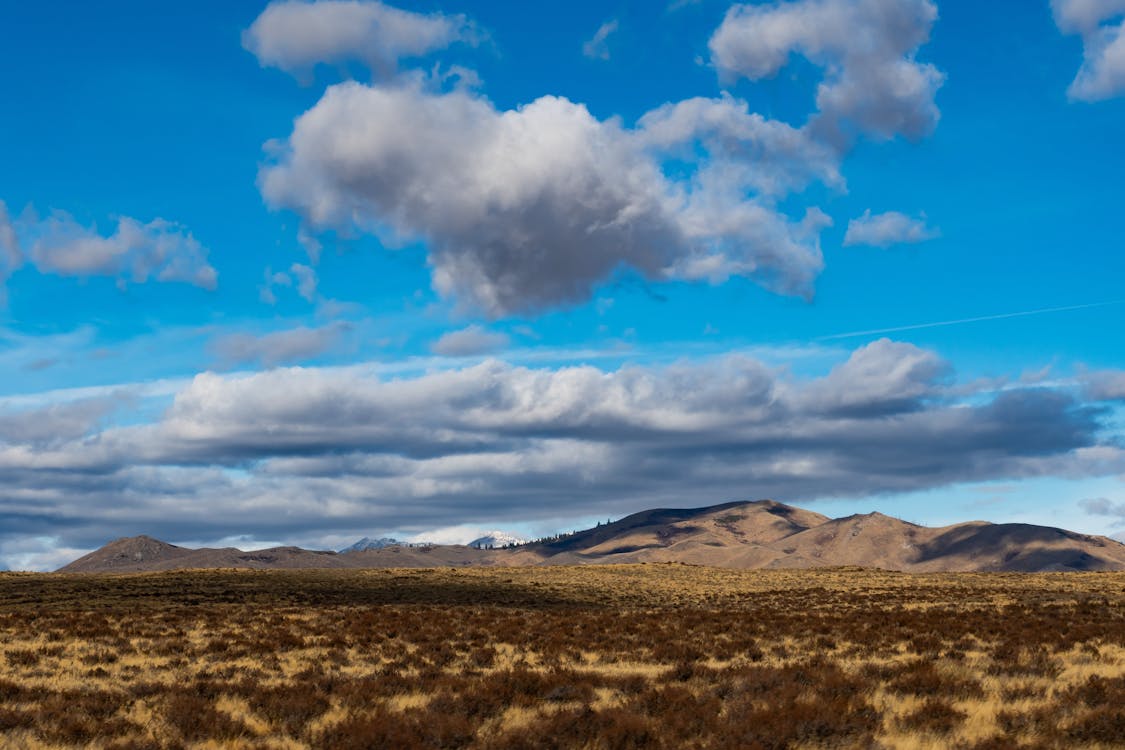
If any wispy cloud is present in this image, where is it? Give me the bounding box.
[582,19,619,60]
[1080,497,1125,526]
[211,322,352,367]
[431,324,509,356]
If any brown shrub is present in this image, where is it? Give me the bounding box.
[4,649,39,667]
[896,698,967,734]
[877,659,984,699]
[316,707,476,749]
[501,706,656,750]
[240,683,329,736]
[163,692,247,742]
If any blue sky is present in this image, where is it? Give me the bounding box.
[1,0,1124,569]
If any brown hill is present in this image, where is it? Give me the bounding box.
[515,500,830,568]
[776,512,931,570]
[58,540,349,574]
[56,500,1125,573]
[59,535,195,573]
[907,521,1125,572]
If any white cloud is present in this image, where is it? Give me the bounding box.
[583,20,619,60]
[0,397,124,447]
[802,338,950,415]
[431,325,510,356]
[0,536,93,573]
[407,524,485,545]
[260,81,833,316]
[843,209,939,247]
[709,0,944,142]
[4,207,217,291]
[243,0,477,79]
[1052,0,1125,101]
[1054,0,1125,31]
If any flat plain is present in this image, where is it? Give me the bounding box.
[0,566,1123,749]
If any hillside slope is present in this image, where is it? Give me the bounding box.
[56,500,1125,573]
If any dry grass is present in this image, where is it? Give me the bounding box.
[0,565,1122,749]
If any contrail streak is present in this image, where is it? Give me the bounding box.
[816,300,1123,342]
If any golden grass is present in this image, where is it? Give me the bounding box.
[0,565,1122,748]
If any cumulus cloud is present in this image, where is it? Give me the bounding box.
[30,214,217,289]
[1052,0,1125,100]
[243,0,477,79]
[1,204,217,292]
[431,325,510,356]
[709,0,945,143]
[843,209,940,247]
[802,338,950,415]
[583,20,619,60]
[0,340,1121,568]
[211,322,350,367]
[260,82,833,315]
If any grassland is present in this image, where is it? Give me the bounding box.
[0,565,1122,749]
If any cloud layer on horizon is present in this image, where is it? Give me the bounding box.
[2,338,1122,570]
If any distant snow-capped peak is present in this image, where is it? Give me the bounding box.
[340,537,401,552]
[468,531,527,549]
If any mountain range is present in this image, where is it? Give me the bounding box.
[56,500,1125,574]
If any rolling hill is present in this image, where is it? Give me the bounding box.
[56,500,1125,573]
